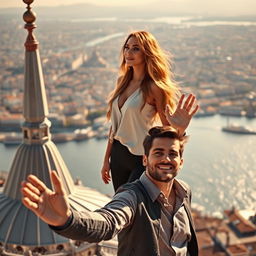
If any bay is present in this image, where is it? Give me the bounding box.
[1,115,256,216]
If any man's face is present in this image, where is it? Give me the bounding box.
[143,137,183,183]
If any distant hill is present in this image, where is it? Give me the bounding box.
[1,3,256,21]
[0,3,169,20]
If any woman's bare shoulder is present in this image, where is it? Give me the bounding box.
[149,81,163,95]
[145,81,163,104]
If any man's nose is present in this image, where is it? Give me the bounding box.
[163,154,172,162]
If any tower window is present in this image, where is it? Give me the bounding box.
[31,130,40,139]
[24,130,28,139]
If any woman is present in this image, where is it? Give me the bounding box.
[101,31,198,191]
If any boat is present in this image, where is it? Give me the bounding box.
[3,133,22,146]
[194,109,216,118]
[73,127,93,141]
[52,133,73,143]
[222,117,256,135]
[222,124,256,135]
[95,126,109,140]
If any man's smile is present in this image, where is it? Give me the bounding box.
[156,164,174,171]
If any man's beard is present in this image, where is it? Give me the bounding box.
[147,164,176,183]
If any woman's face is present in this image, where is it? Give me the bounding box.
[123,36,145,68]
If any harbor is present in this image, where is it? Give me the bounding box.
[0,126,109,146]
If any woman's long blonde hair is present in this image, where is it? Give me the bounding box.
[107,31,180,120]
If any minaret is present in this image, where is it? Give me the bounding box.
[0,1,112,254]
[3,0,75,200]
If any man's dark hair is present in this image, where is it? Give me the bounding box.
[143,126,188,157]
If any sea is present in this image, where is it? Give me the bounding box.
[1,115,256,217]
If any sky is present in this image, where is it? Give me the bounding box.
[2,0,146,8]
[1,0,256,16]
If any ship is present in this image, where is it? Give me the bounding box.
[222,117,256,135]
[222,124,256,135]
[2,133,22,146]
[73,127,95,141]
[52,132,74,143]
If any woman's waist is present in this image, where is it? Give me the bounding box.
[113,131,146,156]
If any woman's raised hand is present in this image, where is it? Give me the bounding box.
[165,94,199,135]
[21,171,71,226]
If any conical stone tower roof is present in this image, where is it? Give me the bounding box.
[0,1,111,255]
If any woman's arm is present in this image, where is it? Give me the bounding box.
[101,127,113,184]
[148,83,170,125]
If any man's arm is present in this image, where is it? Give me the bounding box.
[21,171,137,242]
[51,189,137,242]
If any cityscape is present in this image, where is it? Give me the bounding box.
[0,2,256,256]
[1,12,256,138]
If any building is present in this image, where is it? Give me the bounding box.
[193,207,256,256]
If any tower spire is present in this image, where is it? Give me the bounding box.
[23,0,49,137]
[23,0,39,52]
[3,0,75,199]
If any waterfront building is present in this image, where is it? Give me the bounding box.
[0,114,23,131]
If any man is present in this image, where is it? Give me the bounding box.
[22,126,198,256]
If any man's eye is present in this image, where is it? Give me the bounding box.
[155,152,163,156]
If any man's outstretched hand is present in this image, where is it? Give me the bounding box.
[21,171,71,227]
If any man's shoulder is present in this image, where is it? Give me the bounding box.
[175,178,192,199]
[175,178,190,190]
[116,180,144,194]
[116,180,151,202]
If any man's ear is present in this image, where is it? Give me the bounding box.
[180,158,184,168]
[143,155,147,166]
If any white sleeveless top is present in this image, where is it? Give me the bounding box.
[110,88,159,155]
